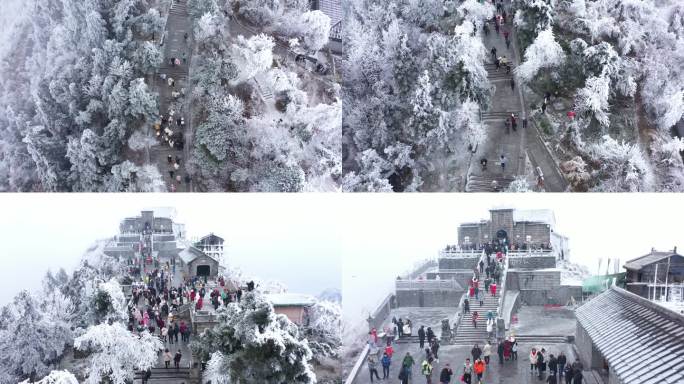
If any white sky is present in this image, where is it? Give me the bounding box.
[0,194,342,306]
[341,193,684,327]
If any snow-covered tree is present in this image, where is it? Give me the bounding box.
[305,300,342,360]
[587,135,654,191]
[19,370,78,384]
[191,292,316,383]
[516,28,566,83]
[106,161,166,192]
[574,75,611,128]
[297,11,331,52]
[74,323,162,384]
[230,34,275,84]
[0,291,72,382]
[342,149,393,192]
[91,278,128,324]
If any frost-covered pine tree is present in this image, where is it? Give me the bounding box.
[305,300,342,360]
[0,291,72,382]
[192,292,317,383]
[74,323,162,384]
[515,28,566,83]
[230,34,275,84]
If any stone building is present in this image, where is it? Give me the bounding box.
[575,286,684,384]
[623,248,684,300]
[179,246,219,278]
[457,208,570,260]
[105,208,184,261]
[265,293,316,326]
[194,233,225,265]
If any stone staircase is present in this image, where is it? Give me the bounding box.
[465,173,515,192]
[452,279,500,345]
[484,63,515,80]
[480,110,520,122]
[134,367,191,384]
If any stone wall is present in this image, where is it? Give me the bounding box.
[396,289,463,307]
[508,255,556,269]
[507,270,561,290]
[575,322,606,371]
[438,257,479,270]
[458,211,551,246]
[517,286,582,306]
[426,271,473,283]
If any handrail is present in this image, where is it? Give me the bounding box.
[497,253,510,323]
[344,344,370,384]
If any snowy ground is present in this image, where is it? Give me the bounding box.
[510,306,576,337]
[351,341,578,384]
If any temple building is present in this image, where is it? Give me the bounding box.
[575,286,684,384]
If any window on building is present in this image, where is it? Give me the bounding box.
[464,236,470,244]
[526,235,532,242]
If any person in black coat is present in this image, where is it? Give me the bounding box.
[471,344,482,361]
[426,327,435,344]
[440,364,453,383]
[418,326,426,349]
[557,352,567,377]
[464,299,470,314]
[573,370,583,384]
[548,354,558,376]
[563,365,573,384]
[497,341,505,364]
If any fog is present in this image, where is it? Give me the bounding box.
[0,194,341,306]
[341,194,683,327]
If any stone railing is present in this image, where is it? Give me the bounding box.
[344,343,370,384]
[497,254,510,323]
[507,249,554,257]
[396,279,463,291]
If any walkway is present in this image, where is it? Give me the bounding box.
[150,0,193,192]
[466,8,567,192]
[453,280,500,345]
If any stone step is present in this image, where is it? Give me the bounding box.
[466,174,515,192]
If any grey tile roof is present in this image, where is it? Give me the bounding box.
[575,287,684,384]
[624,251,681,270]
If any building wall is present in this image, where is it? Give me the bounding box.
[575,322,606,371]
[274,306,305,325]
[396,289,463,307]
[517,286,581,306]
[187,256,219,277]
[632,256,684,283]
[458,210,552,246]
[508,255,557,269]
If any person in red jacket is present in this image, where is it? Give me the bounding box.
[474,358,486,382]
[491,282,498,296]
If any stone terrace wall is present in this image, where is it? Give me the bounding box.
[508,255,556,269]
[396,289,463,307]
[439,257,480,270]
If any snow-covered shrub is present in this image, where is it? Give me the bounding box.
[587,135,654,191]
